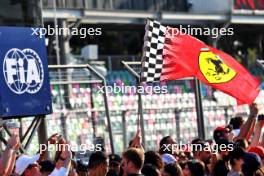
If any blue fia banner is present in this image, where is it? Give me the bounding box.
[0,26,52,118]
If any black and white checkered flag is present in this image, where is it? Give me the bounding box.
[141,19,167,82]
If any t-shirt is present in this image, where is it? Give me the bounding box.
[227,170,243,176]
[49,167,69,176]
[213,160,229,176]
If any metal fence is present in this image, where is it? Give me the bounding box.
[43,63,253,155]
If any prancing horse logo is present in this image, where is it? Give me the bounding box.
[198,48,237,83]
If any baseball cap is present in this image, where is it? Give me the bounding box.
[109,154,122,164]
[242,152,262,175]
[213,126,231,142]
[15,154,40,175]
[248,146,264,158]
[162,153,177,164]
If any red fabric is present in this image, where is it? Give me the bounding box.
[161,27,260,105]
[248,146,264,158]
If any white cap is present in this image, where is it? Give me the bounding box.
[15,154,40,175]
[162,154,177,164]
[232,129,240,137]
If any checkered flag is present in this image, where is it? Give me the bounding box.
[140,19,167,82]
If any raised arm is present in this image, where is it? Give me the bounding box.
[260,132,264,147]
[237,104,258,140]
[129,129,144,151]
[0,135,19,176]
[49,141,72,176]
[5,150,17,176]
[250,120,264,146]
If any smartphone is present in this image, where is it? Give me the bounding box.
[258,114,264,121]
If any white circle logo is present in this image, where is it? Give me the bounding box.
[3,48,44,94]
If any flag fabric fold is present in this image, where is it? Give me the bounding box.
[140,19,260,105]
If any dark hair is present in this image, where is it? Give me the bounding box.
[141,164,160,176]
[77,160,88,172]
[191,140,207,154]
[88,151,107,169]
[144,151,164,170]
[39,160,55,173]
[159,136,173,148]
[187,160,205,176]
[191,138,203,144]
[235,139,248,150]
[229,147,245,166]
[229,117,244,129]
[242,153,262,176]
[159,136,176,155]
[164,163,183,176]
[122,148,144,170]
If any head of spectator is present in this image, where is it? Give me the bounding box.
[191,138,203,144]
[182,160,205,176]
[177,151,187,163]
[229,147,245,172]
[180,144,192,160]
[159,136,177,155]
[230,116,244,128]
[76,160,88,176]
[216,138,232,162]
[235,138,249,150]
[15,154,41,176]
[144,151,164,171]
[142,164,161,176]
[248,146,264,165]
[39,160,55,176]
[88,151,108,176]
[69,160,78,176]
[162,163,183,176]
[213,126,231,142]
[229,117,244,138]
[229,116,244,128]
[242,152,262,176]
[121,148,144,175]
[106,154,122,176]
[192,140,211,165]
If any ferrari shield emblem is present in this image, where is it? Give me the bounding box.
[199,48,237,83]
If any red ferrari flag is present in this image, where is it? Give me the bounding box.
[141,19,260,105]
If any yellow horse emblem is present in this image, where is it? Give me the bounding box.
[198,48,237,83]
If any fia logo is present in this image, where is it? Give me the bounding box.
[3,48,44,94]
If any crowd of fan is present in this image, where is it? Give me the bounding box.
[1,104,264,176]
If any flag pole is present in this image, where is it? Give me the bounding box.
[194,78,205,139]
[122,61,146,148]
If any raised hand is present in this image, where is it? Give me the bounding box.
[249,103,259,118]
[130,129,142,148]
[7,135,20,150]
